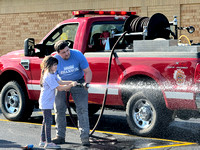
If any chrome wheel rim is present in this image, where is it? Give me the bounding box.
[133,99,154,129]
[4,89,19,114]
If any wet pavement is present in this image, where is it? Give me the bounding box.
[0,109,200,149]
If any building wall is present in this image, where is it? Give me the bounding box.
[0,0,199,55]
[0,11,72,55]
[180,4,200,44]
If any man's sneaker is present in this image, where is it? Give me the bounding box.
[81,138,90,146]
[44,142,61,149]
[52,136,65,144]
[38,141,46,147]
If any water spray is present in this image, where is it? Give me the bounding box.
[77,82,121,89]
[78,81,199,93]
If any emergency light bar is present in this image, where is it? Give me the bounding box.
[73,10,136,17]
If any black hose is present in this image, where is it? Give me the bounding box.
[66,92,78,128]
[89,31,128,136]
[66,31,127,141]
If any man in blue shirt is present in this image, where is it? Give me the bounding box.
[52,40,92,146]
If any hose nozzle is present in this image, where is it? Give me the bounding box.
[77,82,90,88]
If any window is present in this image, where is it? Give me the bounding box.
[45,23,78,46]
[88,21,124,51]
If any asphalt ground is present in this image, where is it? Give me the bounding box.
[0,109,200,150]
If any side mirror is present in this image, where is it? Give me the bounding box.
[24,38,35,56]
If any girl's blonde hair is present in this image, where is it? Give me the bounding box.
[40,55,58,87]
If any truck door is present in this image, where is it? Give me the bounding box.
[84,21,125,105]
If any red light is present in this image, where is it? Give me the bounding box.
[110,11,116,15]
[72,10,136,17]
[121,11,127,15]
[73,11,80,16]
[131,12,136,15]
[99,11,104,15]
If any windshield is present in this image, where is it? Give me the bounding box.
[45,23,78,46]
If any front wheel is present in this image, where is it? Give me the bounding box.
[126,92,173,137]
[0,81,33,121]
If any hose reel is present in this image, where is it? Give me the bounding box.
[124,13,171,40]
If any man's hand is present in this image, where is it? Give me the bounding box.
[71,81,78,87]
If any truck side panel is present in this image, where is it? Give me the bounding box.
[85,51,199,109]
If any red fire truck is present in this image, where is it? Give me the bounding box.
[0,10,199,137]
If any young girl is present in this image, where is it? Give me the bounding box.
[39,55,77,149]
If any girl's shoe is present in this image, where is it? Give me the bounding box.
[44,142,61,149]
[39,141,46,147]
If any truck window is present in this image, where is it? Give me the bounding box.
[38,23,78,55]
[87,21,124,52]
[45,23,78,46]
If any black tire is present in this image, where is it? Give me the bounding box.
[126,91,173,137]
[0,81,34,121]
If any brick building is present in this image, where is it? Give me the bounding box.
[0,0,199,55]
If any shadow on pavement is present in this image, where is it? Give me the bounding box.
[0,139,23,149]
[23,109,200,149]
[28,111,130,134]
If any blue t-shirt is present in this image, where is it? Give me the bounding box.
[54,49,89,81]
[39,72,60,109]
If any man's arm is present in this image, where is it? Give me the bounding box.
[56,81,77,91]
[58,80,73,85]
[83,67,92,84]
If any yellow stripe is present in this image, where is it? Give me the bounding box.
[134,142,196,150]
[131,135,196,149]
[38,111,70,116]
[0,119,9,121]
[135,136,187,143]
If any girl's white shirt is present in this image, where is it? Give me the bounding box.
[39,71,60,109]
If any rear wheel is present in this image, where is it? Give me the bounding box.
[0,81,34,121]
[125,78,174,137]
